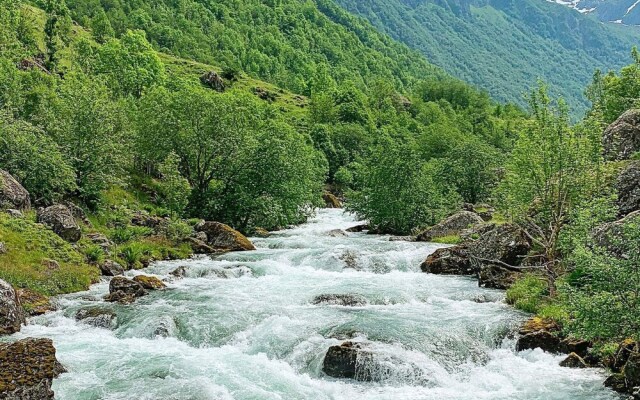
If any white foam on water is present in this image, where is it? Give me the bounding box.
[6,209,622,399]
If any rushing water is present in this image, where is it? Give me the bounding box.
[8,209,620,399]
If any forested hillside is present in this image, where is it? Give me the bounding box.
[335,0,639,113]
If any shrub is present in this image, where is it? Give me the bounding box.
[506,274,549,314]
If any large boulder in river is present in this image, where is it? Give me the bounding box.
[195,221,256,251]
[516,318,562,353]
[99,260,124,276]
[16,289,54,317]
[75,308,117,329]
[312,294,368,307]
[133,275,166,290]
[420,246,473,275]
[0,279,25,335]
[0,338,66,400]
[322,192,342,208]
[37,204,81,242]
[323,341,372,381]
[617,161,640,217]
[603,109,640,161]
[104,276,147,304]
[416,211,483,242]
[0,170,30,211]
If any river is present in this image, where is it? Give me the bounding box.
[10,209,620,399]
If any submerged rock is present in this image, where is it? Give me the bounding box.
[323,341,372,381]
[195,221,256,251]
[75,308,117,329]
[326,229,348,237]
[559,352,587,368]
[0,338,66,400]
[16,289,54,316]
[420,246,473,275]
[104,276,147,304]
[37,204,81,242]
[0,279,25,334]
[312,294,368,307]
[603,109,640,161]
[170,266,188,278]
[0,170,30,211]
[416,211,483,242]
[133,275,167,290]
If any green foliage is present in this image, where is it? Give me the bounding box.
[430,235,462,245]
[506,275,549,314]
[347,137,461,234]
[82,244,104,264]
[157,152,191,217]
[0,111,76,204]
[43,0,72,70]
[110,225,152,244]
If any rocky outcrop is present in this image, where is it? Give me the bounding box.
[0,338,66,400]
[131,211,165,229]
[0,170,30,211]
[133,275,167,290]
[104,276,147,304]
[626,350,640,391]
[99,260,124,276]
[593,211,640,257]
[322,192,342,208]
[0,279,25,335]
[420,246,473,275]
[617,161,640,217]
[16,289,54,316]
[195,221,256,251]
[75,308,117,329]
[200,71,225,92]
[37,204,82,242]
[559,352,587,368]
[470,224,531,266]
[312,294,368,307]
[416,211,483,242]
[323,341,372,381]
[603,109,640,161]
[604,341,640,397]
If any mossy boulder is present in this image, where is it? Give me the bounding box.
[0,338,65,399]
[104,276,147,304]
[195,221,256,251]
[0,279,25,334]
[616,161,640,217]
[16,289,54,316]
[133,275,166,290]
[420,246,473,275]
[416,211,483,242]
[0,170,30,211]
[559,352,587,368]
[322,192,342,209]
[37,204,81,243]
[75,307,117,329]
[603,109,640,161]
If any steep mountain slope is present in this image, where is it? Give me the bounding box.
[550,0,640,24]
[335,0,639,112]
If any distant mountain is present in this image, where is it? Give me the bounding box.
[549,0,640,25]
[335,0,640,113]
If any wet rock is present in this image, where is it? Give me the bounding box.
[617,162,640,217]
[254,228,271,238]
[0,170,30,211]
[625,350,640,390]
[389,236,415,242]
[133,275,167,290]
[200,71,225,92]
[559,352,587,368]
[322,192,342,208]
[170,266,187,278]
[105,276,147,303]
[187,237,216,254]
[603,109,640,161]
[195,221,256,251]
[340,251,358,269]
[326,229,348,237]
[477,263,520,289]
[608,340,638,373]
[420,246,474,275]
[516,318,562,353]
[346,224,369,233]
[604,373,628,393]
[323,341,372,381]
[560,338,591,358]
[0,338,65,400]
[75,308,117,329]
[99,259,125,276]
[416,211,483,242]
[312,294,368,307]
[16,289,54,316]
[37,204,81,242]
[0,279,26,334]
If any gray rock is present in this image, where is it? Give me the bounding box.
[603,109,640,161]
[312,294,368,307]
[87,232,114,254]
[0,242,6,254]
[478,263,520,290]
[99,260,124,276]
[559,352,587,368]
[420,246,473,275]
[416,211,483,242]
[75,308,117,329]
[326,229,348,237]
[0,170,30,211]
[617,162,640,217]
[0,279,25,334]
[323,341,372,381]
[104,276,147,303]
[195,221,256,251]
[200,71,225,92]
[5,209,23,218]
[37,204,81,242]
[593,211,640,256]
[170,266,187,278]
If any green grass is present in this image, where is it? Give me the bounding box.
[431,235,462,245]
[0,213,99,296]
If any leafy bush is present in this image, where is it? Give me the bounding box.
[506,274,549,314]
[83,244,105,265]
[110,226,153,244]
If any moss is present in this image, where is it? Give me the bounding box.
[0,214,99,296]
